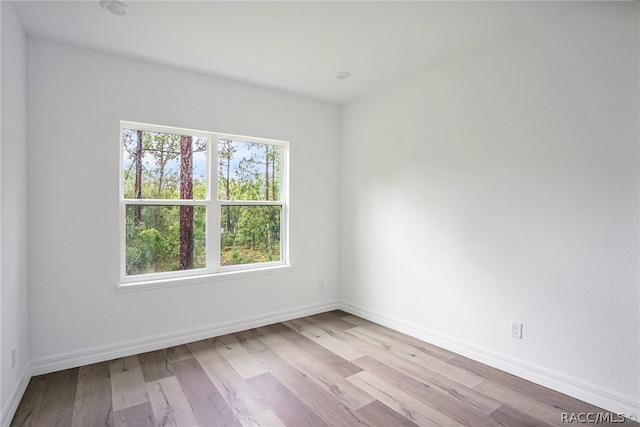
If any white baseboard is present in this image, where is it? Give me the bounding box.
[1,365,30,427]
[30,300,340,376]
[339,301,639,419]
[17,299,640,423]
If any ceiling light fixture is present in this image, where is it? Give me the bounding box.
[99,0,129,17]
[335,71,351,80]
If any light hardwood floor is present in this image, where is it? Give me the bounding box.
[10,310,630,426]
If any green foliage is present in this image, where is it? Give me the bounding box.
[123,129,207,200]
[123,131,284,274]
[218,140,283,266]
[218,141,281,202]
[125,205,206,275]
[220,206,281,266]
[221,244,281,266]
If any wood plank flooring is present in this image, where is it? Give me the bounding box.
[10,310,630,426]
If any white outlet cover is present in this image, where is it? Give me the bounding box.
[511,322,523,339]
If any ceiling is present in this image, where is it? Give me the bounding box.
[13,1,582,105]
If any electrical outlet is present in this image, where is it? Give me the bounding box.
[318,280,325,290]
[11,348,16,369]
[511,322,523,339]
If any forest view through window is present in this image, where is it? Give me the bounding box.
[120,122,288,283]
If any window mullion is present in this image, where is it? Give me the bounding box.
[218,200,283,206]
[123,199,207,206]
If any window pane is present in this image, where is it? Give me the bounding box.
[123,129,207,200]
[125,205,206,275]
[220,205,281,266]
[218,140,281,201]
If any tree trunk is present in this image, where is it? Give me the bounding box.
[225,149,232,232]
[265,145,270,200]
[271,149,277,201]
[134,130,143,226]
[179,135,194,270]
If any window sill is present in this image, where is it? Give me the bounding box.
[116,264,293,293]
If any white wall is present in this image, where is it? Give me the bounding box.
[0,0,30,423]
[340,1,639,413]
[27,38,340,368]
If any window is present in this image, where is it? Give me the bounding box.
[120,122,289,286]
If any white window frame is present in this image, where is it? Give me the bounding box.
[118,121,290,291]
